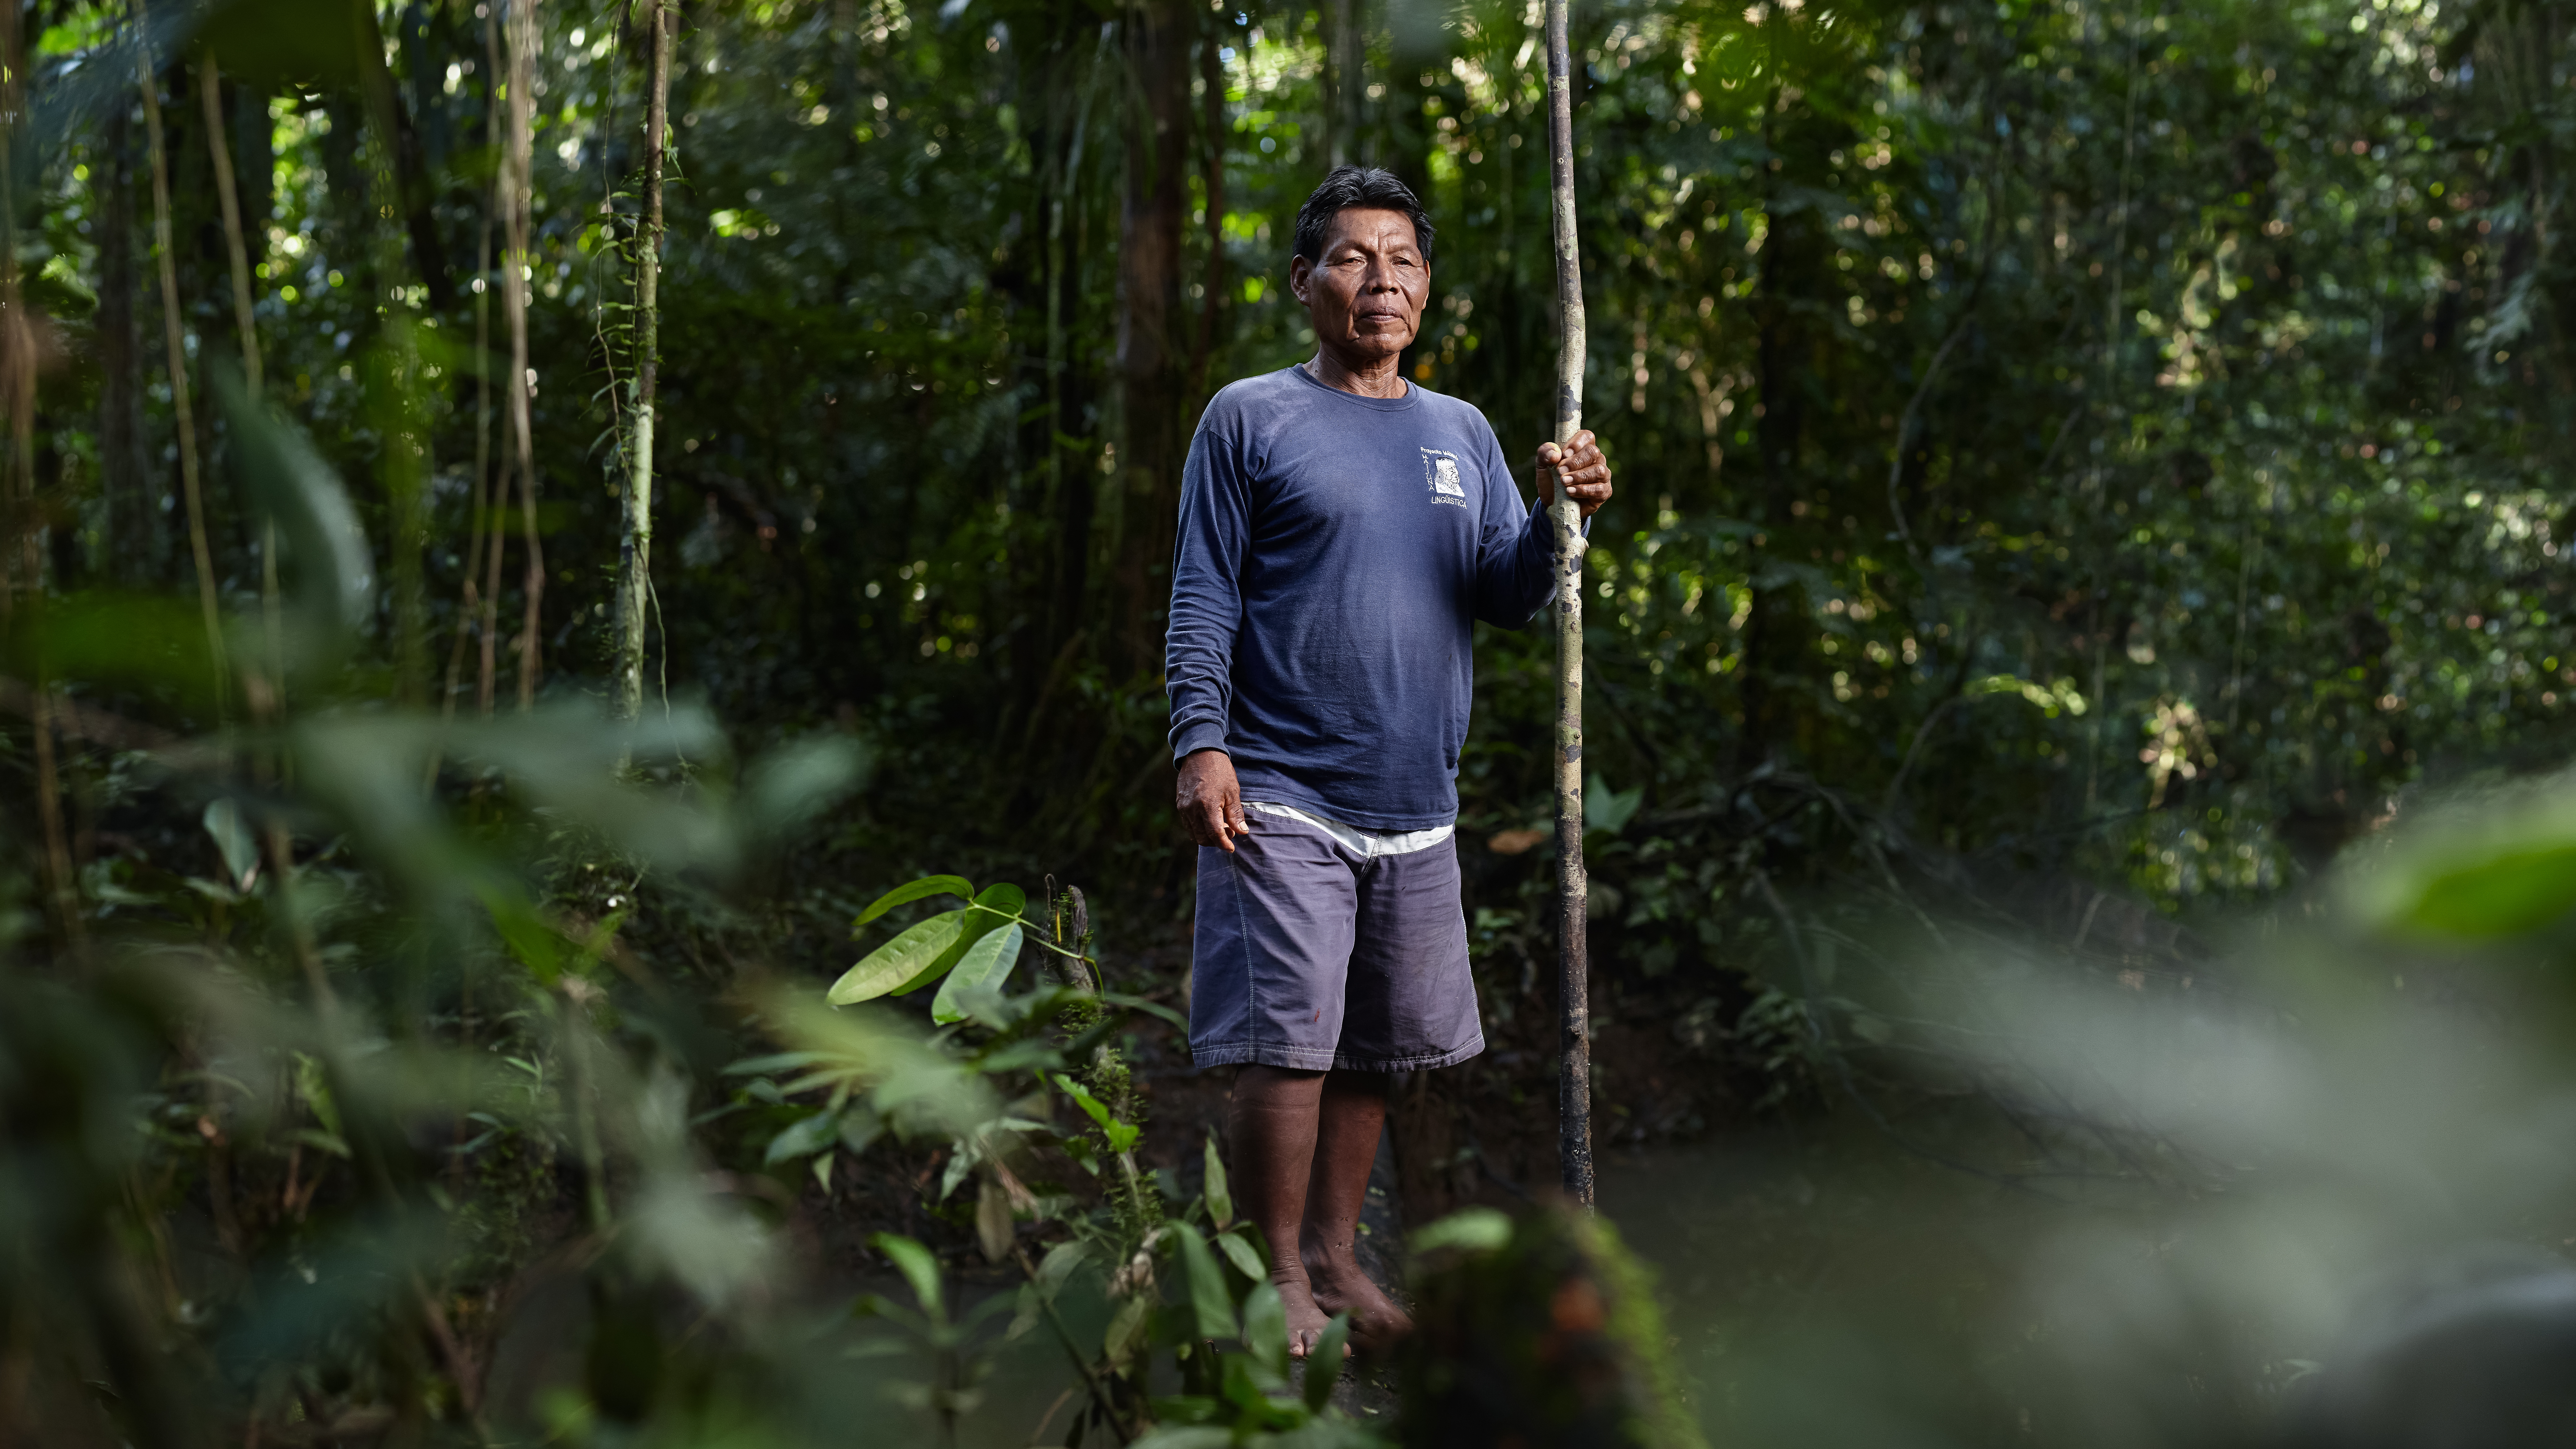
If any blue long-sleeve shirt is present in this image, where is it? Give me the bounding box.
[1165,365,1561,832]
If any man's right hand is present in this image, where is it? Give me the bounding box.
[1177,749,1251,850]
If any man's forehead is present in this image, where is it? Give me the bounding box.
[1319,207,1423,252]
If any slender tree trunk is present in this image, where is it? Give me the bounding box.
[444,11,503,728]
[1186,13,1226,402]
[1108,0,1189,681]
[1041,29,1101,687]
[477,10,513,715]
[1543,0,1592,1212]
[1324,0,1356,167]
[199,60,262,398]
[615,0,673,724]
[352,10,431,707]
[139,42,228,713]
[2,0,76,956]
[198,55,292,734]
[505,0,544,710]
[97,106,154,581]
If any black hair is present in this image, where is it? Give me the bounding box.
[1291,165,1436,265]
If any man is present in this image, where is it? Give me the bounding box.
[1165,166,1613,1358]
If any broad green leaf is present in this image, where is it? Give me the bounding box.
[722,1050,829,1076]
[836,1106,885,1155]
[1202,1132,1234,1230]
[1101,1291,1153,1367]
[868,1232,944,1319]
[1410,1206,1513,1256]
[1584,775,1643,835]
[2399,843,2576,937]
[1214,1230,1266,1284]
[899,881,1028,999]
[931,922,1024,1024]
[976,1174,1013,1261]
[475,882,570,985]
[202,799,260,892]
[762,1109,841,1165]
[830,909,967,1004]
[853,875,974,928]
[971,881,1027,921]
[1128,1426,1232,1449]
[1170,1222,1236,1343]
[1305,1314,1353,1408]
[1240,1281,1290,1384]
[1033,1239,1090,1298]
[1100,991,1191,1029]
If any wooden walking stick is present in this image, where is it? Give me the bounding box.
[1544,0,1594,1210]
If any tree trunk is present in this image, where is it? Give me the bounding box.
[1185,10,1226,403]
[505,0,544,709]
[1324,0,1359,168]
[352,12,431,707]
[1107,0,1190,682]
[200,55,288,725]
[1542,0,1592,1213]
[1037,23,1102,710]
[614,0,673,725]
[139,46,228,712]
[96,105,155,582]
[445,7,504,725]
[199,58,262,397]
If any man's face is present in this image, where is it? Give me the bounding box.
[1289,207,1429,365]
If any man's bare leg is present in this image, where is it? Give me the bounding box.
[1230,1065,1337,1357]
[1300,1071,1414,1353]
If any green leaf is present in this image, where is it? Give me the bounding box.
[763,1109,841,1165]
[931,922,1024,1024]
[1171,1222,1237,1343]
[1240,1281,1290,1383]
[1128,1427,1233,1449]
[202,799,260,892]
[2399,843,2576,937]
[852,875,974,928]
[971,880,1027,922]
[1032,1239,1090,1299]
[829,909,967,1004]
[1305,1314,1353,1409]
[1214,1229,1267,1284]
[1102,1292,1154,1367]
[1410,1206,1514,1256]
[1202,1132,1234,1230]
[889,883,1023,997]
[1053,1072,1143,1154]
[868,1232,943,1319]
[1100,991,1191,1029]
[1585,775,1643,835]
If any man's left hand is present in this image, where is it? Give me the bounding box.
[1537,430,1613,519]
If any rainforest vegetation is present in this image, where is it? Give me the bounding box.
[10,0,2576,1441]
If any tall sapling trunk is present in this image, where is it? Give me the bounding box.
[138,41,227,715]
[1544,0,1593,1212]
[614,0,673,724]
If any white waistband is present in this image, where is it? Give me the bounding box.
[1243,800,1455,859]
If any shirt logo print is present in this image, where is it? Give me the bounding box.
[1423,448,1469,507]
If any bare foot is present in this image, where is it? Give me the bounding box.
[1304,1254,1414,1356]
[1273,1272,1345,1360]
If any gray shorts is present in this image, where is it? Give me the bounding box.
[1188,804,1485,1073]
